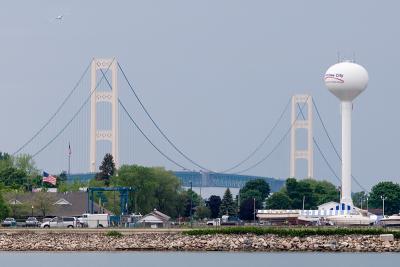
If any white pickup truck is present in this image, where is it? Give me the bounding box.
[78,213,109,228]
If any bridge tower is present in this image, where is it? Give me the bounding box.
[290,94,313,178]
[90,58,119,172]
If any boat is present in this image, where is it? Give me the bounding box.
[380,214,400,227]
[326,211,375,226]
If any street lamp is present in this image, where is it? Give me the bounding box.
[366,196,369,212]
[31,205,34,217]
[381,196,387,217]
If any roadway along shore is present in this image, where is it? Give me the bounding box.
[0,229,399,252]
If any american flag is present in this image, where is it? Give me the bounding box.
[42,172,57,185]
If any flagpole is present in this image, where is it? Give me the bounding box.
[68,153,71,178]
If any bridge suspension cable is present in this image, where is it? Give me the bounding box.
[118,99,189,170]
[312,99,366,191]
[219,98,291,173]
[30,58,116,159]
[234,96,310,174]
[117,62,213,172]
[296,103,341,183]
[12,60,93,156]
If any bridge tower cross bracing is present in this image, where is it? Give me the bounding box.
[90,58,119,172]
[290,94,313,178]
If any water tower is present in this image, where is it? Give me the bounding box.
[324,61,368,208]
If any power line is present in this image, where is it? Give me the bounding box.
[118,99,189,170]
[234,96,310,174]
[117,62,212,172]
[219,98,291,173]
[13,60,93,156]
[31,58,115,158]
[312,99,366,191]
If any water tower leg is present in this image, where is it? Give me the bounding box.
[341,101,353,206]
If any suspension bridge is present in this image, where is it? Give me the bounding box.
[12,58,367,191]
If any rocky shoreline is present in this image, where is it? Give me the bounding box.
[0,232,399,252]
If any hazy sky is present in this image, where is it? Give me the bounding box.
[1,1,399,191]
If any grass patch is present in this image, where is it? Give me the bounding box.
[105,230,123,238]
[185,227,400,238]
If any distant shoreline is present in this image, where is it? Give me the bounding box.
[0,230,399,252]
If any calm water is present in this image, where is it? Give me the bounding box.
[0,252,399,267]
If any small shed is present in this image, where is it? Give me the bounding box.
[138,209,171,228]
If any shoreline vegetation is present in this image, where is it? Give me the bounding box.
[184,226,400,238]
[0,227,399,252]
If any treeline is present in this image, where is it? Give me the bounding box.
[2,151,400,220]
[266,178,340,210]
[352,181,400,215]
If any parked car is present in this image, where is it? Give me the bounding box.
[42,217,55,223]
[25,217,39,227]
[1,218,16,227]
[40,216,78,228]
[221,215,244,226]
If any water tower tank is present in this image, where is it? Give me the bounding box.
[324,61,368,102]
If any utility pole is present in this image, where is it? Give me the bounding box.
[190,181,193,228]
[366,196,369,212]
[381,195,387,217]
[237,192,240,214]
[68,142,71,179]
[253,198,256,224]
[302,196,305,211]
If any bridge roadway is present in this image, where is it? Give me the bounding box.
[68,171,285,192]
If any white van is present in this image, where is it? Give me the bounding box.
[78,214,109,228]
[41,217,78,228]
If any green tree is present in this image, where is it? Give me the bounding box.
[112,165,182,217]
[0,166,27,188]
[369,181,400,215]
[152,167,182,217]
[0,152,13,171]
[96,153,116,186]
[352,191,367,209]
[4,190,29,218]
[0,152,41,191]
[237,179,271,219]
[14,154,38,176]
[284,178,338,209]
[219,188,236,216]
[0,192,10,220]
[195,204,211,220]
[182,189,200,218]
[239,198,260,220]
[206,195,221,218]
[240,179,270,200]
[266,191,292,209]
